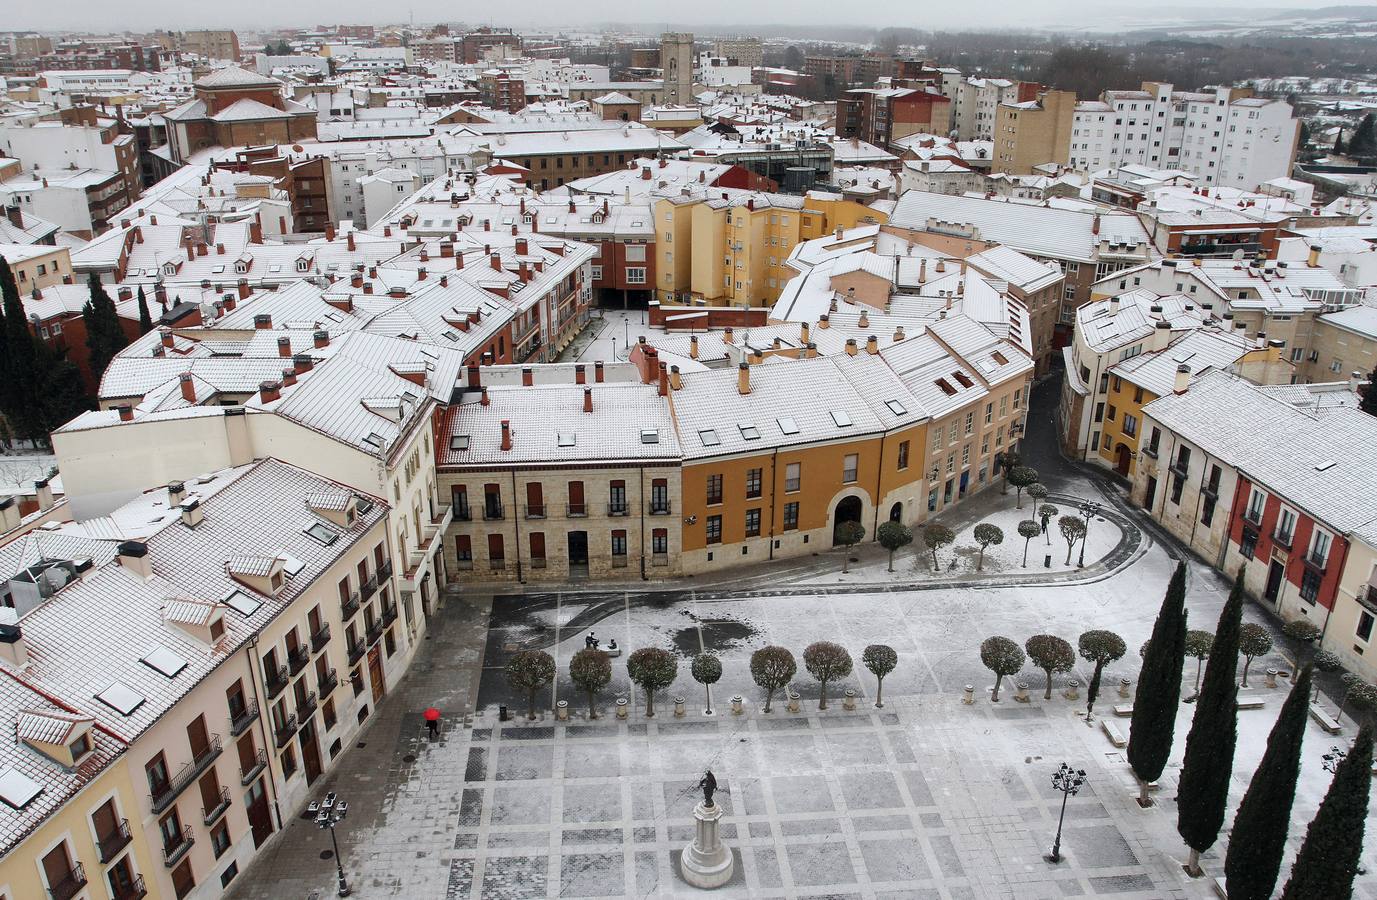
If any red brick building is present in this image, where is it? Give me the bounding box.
[161,66,317,164]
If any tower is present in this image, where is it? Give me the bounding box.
[660,32,694,106]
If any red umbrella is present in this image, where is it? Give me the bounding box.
[423,707,440,721]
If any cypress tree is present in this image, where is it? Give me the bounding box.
[1360,363,1377,418]
[1176,568,1243,875]
[1279,725,1373,900]
[1224,664,1312,900]
[1128,561,1188,806]
[136,285,153,335]
[1348,113,1377,160]
[0,255,39,443]
[82,273,128,383]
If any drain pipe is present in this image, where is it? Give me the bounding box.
[245,637,285,831]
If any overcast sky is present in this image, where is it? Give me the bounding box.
[13,1,1375,36]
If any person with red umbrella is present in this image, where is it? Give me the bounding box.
[424,707,441,740]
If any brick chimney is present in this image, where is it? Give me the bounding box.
[522,367,533,387]
[281,367,297,387]
[159,327,174,349]
[670,365,682,390]
[515,237,528,255]
[254,314,272,329]
[480,386,490,405]
[314,330,329,348]
[845,339,858,356]
[575,364,586,385]
[179,372,195,403]
[737,362,751,395]
[689,335,699,359]
[117,405,134,421]
[500,420,512,451]
[259,380,282,403]
[249,220,263,243]
[866,334,879,354]
[277,336,291,358]
[293,354,313,374]
[583,388,593,412]
[490,252,502,271]
[657,363,668,397]
[467,365,481,389]
[723,327,734,345]
[594,360,605,383]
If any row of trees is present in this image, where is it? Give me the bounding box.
[979,630,1126,707]
[504,641,902,720]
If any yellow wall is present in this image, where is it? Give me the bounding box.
[1097,374,1154,476]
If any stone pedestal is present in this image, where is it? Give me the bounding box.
[680,801,734,889]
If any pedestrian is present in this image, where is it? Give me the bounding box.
[424,707,440,740]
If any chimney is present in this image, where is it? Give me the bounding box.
[440,242,454,258]
[1109,295,1120,312]
[259,380,282,403]
[249,220,263,243]
[178,372,196,403]
[281,367,297,387]
[670,365,682,390]
[1173,364,1191,394]
[237,279,251,300]
[254,314,272,330]
[0,607,26,667]
[818,314,830,329]
[500,420,512,451]
[1092,214,1101,235]
[293,354,314,375]
[168,481,187,506]
[314,330,329,349]
[575,364,586,385]
[179,498,203,528]
[34,478,53,512]
[277,336,292,358]
[866,334,879,355]
[159,327,174,349]
[800,321,811,344]
[116,405,133,422]
[4,206,22,229]
[689,335,699,359]
[845,338,858,356]
[480,386,490,406]
[490,252,502,271]
[1350,371,1364,392]
[893,326,905,342]
[658,363,669,397]
[723,327,734,345]
[325,224,336,242]
[737,362,751,395]
[583,388,594,412]
[223,295,237,312]
[641,165,652,180]
[522,367,533,387]
[347,232,356,252]
[594,360,605,383]
[467,365,481,389]
[118,286,132,301]
[0,497,18,534]
[417,267,427,281]
[1308,244,1321,267]
[515,237,528,255]
[116,540,152,579]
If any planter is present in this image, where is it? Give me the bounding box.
[1063,680,1080,701]
[556,700,569,722]
[1015,682,1030,703]
[731,695,744,715]
[1118,678,1131,699]
[674,697,686,718]
[615,698,628,720]
[962,684,975,705]
[843,689,857,711]
[1265,668,1278,689]
[786,691,800,713]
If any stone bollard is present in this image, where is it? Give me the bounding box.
[1265,668,1278,689]
[962,684,975,705]
[786,691,800,713]
[615,698,628,720]
[731,695,744,716]
[843,689,856,711]
[1063,679,1080,701]
[674,697,686,718]
[1015,682,1030,703]
[556,700,569,722]
[1118,678,1131,699]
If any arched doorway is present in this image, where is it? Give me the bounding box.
[888,502,903,523]
[1114,443,1131,476]
[833,496,863,546]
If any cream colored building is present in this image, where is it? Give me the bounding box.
[0,242,73,291]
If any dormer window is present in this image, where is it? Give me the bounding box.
[209,618,225,642]
[522,212,534,224]
[162,263,176,275]
[295,258,310,273]
[234,261,248,274]
[68,732,91,761]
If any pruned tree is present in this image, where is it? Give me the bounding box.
[750,645,796,713]
[1008,466,1039,509]
[876,520,912,573]
[1336,673,1377,726]
[803,641,853,709]
[1225,665,1313,900]
[568,648,612,719]
[1278,725,1372,900]
[1017,519,1041,566]
[836,520,866,573]
[1039,503,1058,544]
[626,647,678,717]
[1058,515,1086,564]
[862,644,898,708]
[1238,623,1273,688]
[998,449,1021,494]
[1128,562,1188,806]
[972,523,1004,572]
[505,649,556,720]
[922,523,955,571]
[1027,482,1048,516]
[1078,630,1127,721]
[1281,618,1321,645]
[691,652,722,715]
[1185,630,1214,694]
[980,636,1025,702]
[1025,634,1075,700]
[1177,569,1244,876]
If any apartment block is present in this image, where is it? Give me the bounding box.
[991,90,1076,175]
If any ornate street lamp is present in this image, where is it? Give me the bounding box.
[310,791,350,896]
[1047,763,1087,864]
[1077,500,1101,569]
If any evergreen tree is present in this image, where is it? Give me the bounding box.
[31,343,91,446]
[136,286,153,335]
[1,255,40,443]
[1128,562,1188,806]
[1176,568,1244,875]
[1225,665,1313,900]
[1278,725,1373,900]
[1348,113,1377,159]
[1360,363,1377,418]
[82,273,128,383]
[1333,129,1345,155]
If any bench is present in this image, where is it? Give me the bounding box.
[1112,704,1133,717]
[1236,696,1267,711]
[1101,718,1127,748]
[1309,703,1342,735]
[1212,877,1228,898]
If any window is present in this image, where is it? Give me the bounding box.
[211,820,231,857]
[984,402,993,425]
[1245,488,1265,524]
[745,508,761,537]
[1299,567,1321,604]
[785,463,800,493]
[1308,530,1331,568]
[1145,427,1160,457]
[1107,404,1117,422]
[706,515,722,545]
[611,530,627,563]
[964,411,974,435]
[706,474,723,506]
[652,529,668,555]
[897,441,909,471]
[1359,610,1374,644]
[1094,402,1104,423]
[1275,508,1297,546]
[842,454,858,484]
[1122,414,1138,438]
[745,468,762,499]
[783,502,799,531]
[625,267,647,284]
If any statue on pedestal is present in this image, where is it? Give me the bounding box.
[699,770,717,807]
[681,768,733,888]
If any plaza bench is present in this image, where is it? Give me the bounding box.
[1309,703,1342,734]
[1236,696,1266,711]
[1101,718,1127,748]
[1112,704,1133,717]
[1212,877,1228,898]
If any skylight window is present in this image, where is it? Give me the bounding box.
[935,378,957,396]
[557,432,577,447]
[450,435,470,451]
[830,410,852,427]
[443,331,460,341]
[885,400,907,416]
[991,351,1008,365]
[304,522,339,546]
[738,423,761,440]
[141,646,188,678]
[777,417,799,435]
[280,554,306,576]
[0,767,43,810]
[698,428,721,447]
[223,589,263,617]
[362,433,384,449]
[96,682,146,716]
[953,371,974,388]
[1314,460,1336,472]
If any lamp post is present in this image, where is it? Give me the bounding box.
[311,791,350,896]
[1047,763,1087,864]
[1077,500,1101,569]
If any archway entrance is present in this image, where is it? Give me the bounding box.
[833,496,863,546]
[1115,443,1131,476]
[888,502,903,523]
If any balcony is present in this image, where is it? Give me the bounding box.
[608,501,629,517]
[96,818,132,863]
[1245,507,1264,525]
[202,786,231,825]
[287,645,310,676]
[378,559,393,580]
[347,639,366,665]
[264,665,290,699]
[341,591,361,621]
[648,500,672,516]
[1304,550,1328,572]
[310,623,331,653]
[162,825,194,868]
[524,504,547,519]
[1274,529,1295,549]
[366,620,384,646]
[150,735,222,814]
[482,502,505,521]
[360,574,379,600]
[431,503,452,526]
[454,503,472,522]
[273,714,298,749]
[241,748,267,786]
[566,502,588,517]
[318,668,339,696]
[229,699,259,737]
[47,863,86,900]
[381,601,398,627]
[298,691,318,719]
[111,874,147,900]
